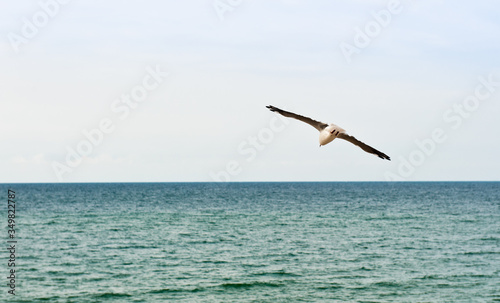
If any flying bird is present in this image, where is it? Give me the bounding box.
[266,105,390,160]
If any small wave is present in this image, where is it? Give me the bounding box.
[102,244,152,250]
[199,260,229,264]
[371,281,401,288]
[148,287,206,294]
[21,255,40,260]
[316,283,343,290]
[83,277,106,282]
[65,272,85,276]
[113,273,132,279]
[149,288,187,294]
[479,237,500,241]
[462,251,500,255]
[252,270,301,277]
[416,274,441,280]
[34,296,61,301]
[187,240,222,244]
[94,292,133,298]
[220,281,282,289]
[449,273,493,279]
[60,262,79,267]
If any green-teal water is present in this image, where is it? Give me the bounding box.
[2,182,500,302]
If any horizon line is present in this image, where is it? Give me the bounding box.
[1,180,500,185]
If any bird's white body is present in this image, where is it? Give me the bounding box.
[319,124,345,146]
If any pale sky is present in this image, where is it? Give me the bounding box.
[1,0,499,182]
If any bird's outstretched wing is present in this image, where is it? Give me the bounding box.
[337,133,390,161]
[266,105,328,131]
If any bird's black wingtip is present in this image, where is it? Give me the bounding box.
[378,154,391,161]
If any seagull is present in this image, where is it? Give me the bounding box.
[266,105,390,160]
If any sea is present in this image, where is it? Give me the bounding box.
[1,182,499,302]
